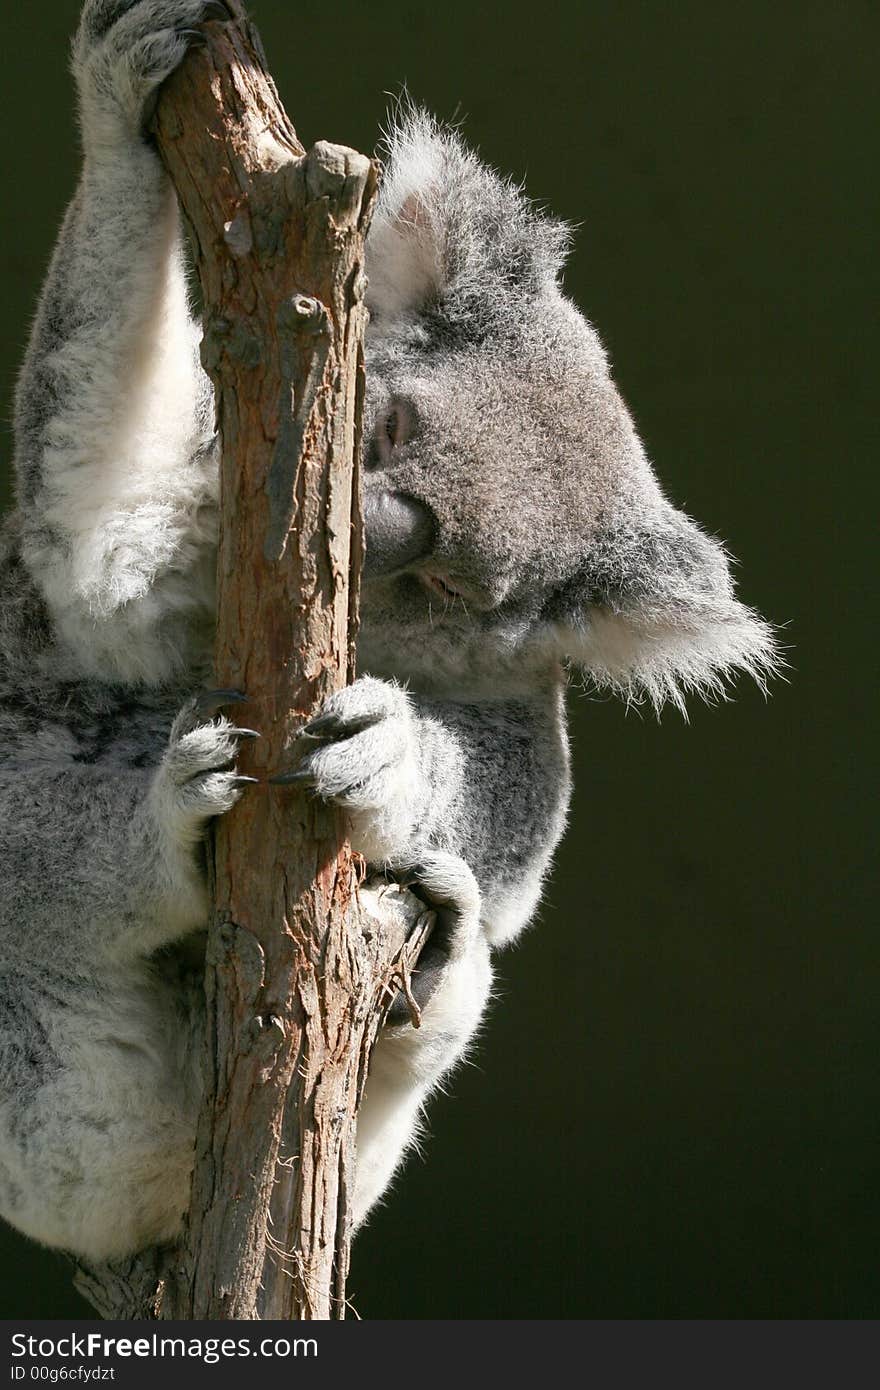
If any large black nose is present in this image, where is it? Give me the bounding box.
[363,490,435,576]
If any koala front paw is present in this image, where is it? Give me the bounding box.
[151,689,259,849]
[74,0,234,136]
[272,677,421,863]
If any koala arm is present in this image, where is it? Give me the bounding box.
[285,673,568,1215]
[289,675,572,947]
[13,3,223,683]
[415,691,570,944]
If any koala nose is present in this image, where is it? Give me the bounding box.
[363,489,435,576]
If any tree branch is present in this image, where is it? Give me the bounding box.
[76,2,428,1321]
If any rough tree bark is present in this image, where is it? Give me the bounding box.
[75,2,430,1321]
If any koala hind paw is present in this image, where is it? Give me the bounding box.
[383,852,481,1027]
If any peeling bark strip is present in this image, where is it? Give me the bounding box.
[75,3,429,1321]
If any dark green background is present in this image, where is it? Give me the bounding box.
[0,0,876,1318]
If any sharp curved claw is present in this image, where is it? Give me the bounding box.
[299,712,346,738]
[230,775,260,788]
[196,688,248,714]
[268,769,317,788]
[233,728,261,741]
[299,710,380,740]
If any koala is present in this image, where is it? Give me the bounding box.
[0,1,776,1265]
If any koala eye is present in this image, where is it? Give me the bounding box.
[385,408,403,447]
[370,399,415,468]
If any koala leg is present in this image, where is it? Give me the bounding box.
[353,854,492,1226]
[0,688,261,1260]
[0,960,201,1263]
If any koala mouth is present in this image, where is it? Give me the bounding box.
[420,571,466,602]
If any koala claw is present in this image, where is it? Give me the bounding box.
[195,688,248,716]
[269,768,316,788]
[299,709,380,741]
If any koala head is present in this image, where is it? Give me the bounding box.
[359,110,777,711]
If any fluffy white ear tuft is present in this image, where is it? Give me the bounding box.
[366,108,449,321]
[366,104,571,328]
[564,601,780,718]
[548,510,782,716]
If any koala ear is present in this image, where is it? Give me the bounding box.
[366,110,447,321]
[545,507,779,715]
[366,106,570,329]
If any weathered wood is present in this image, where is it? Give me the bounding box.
[73,1250,164,1321]
[76,4,429,1321]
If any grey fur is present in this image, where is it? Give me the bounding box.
[0,4,776,1261]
